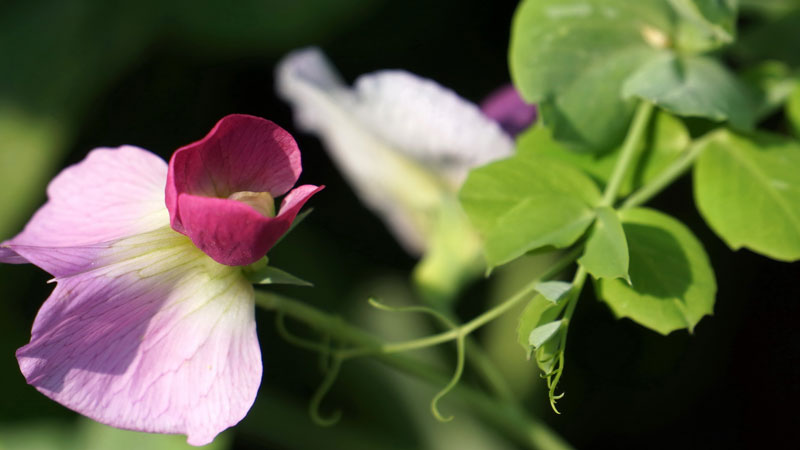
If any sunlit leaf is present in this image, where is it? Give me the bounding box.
[579,207,630,282]
[510,0,736,151]
[667,0,737,51]
[517,111,690,197]
[694,130,800,261]
[623,54,758,129]
[597,208,716,335]
[460,154,602,268]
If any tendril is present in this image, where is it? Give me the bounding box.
[430,333,466,422]
[367,297,467,422]
[309,355,344,426]
[275,312,331,353]
[545,351,566,414]
[367,297,456,329]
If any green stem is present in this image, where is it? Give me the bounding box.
[601,101,655,207]
[255,291,574,450]
[335,247,581,359]
[562,266,587,327]
[621,131,713,209]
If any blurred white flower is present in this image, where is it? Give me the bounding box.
[276,48,513,256]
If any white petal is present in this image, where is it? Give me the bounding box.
[276,48,512,253]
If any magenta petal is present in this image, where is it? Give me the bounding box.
[480,84,537,136]
[16,228,261,446]
[0,146,168,271]
[166,114,302,233]
[176,185,323,266]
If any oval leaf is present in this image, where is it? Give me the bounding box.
[460,153,602,268]
[694,130,800,261]
[597,208,716,335]
[509,0,735,151]
[623,54,758,129]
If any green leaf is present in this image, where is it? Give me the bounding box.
[509,0,735,151]
[788,83,800,138]
[623,54,758,129]
[517,294,564,357]
[579,207,630,282]
[534,281,573,304]
[597,208,716,334]
[667,0,737,51]
[460,154,602,268]
[517,111,690,197]
[694,130,800,261]
[529,320,564,349]
[741,61,798,122]
[245,260,313,286]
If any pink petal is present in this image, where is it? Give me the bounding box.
[480,84,537,137]
[0,146,168,273]
[16,227,261,446]
[176,184,323,266]
[166,114,302,233]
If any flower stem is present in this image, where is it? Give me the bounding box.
[255,290,575,450]
[601,101,655,207]
[621,130,715,209]
[339,246,581,359]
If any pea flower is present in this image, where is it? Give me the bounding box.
[480,84,538,137]
[0,114,321,445]
[276,48,512,302]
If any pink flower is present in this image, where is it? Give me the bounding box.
[0,114,321,445]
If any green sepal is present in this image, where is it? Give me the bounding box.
[244,258,313,286]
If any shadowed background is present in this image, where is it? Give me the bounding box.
[0,1,797,449]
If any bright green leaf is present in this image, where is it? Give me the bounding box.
[694,130,800,261]
[529,320,564,349]
[460,154,602,268]
[788,83,800,138]
[483,194,595,269]
[597,208,716,335]
[534,281,573,304]
[667,0,737,51]
[623,54,758,129]
[579,207,630,282]
[509,0,735,151]
[517,111,690,197]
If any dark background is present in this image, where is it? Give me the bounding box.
[0,1,797,449]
